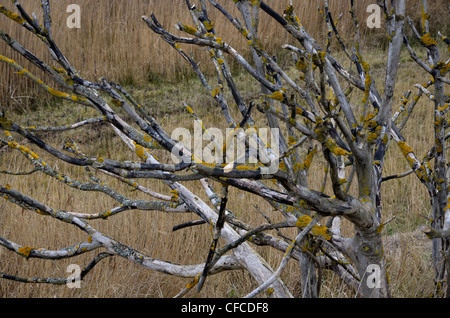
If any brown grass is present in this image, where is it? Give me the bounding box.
[0,48,446,297]
[1,0,448,110]
[0,0,449,298]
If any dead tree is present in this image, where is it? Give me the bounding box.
[390,0,450,297]
[0,0,447,298]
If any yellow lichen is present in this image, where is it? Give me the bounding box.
[288,136,296,146]
[296,59,308,71]
[7,141,18,149]
[182,24,198,35]
[202,21,215,31]
[236,165,258,171]
[185,105,194,114]
[289,117,297,126]
[363,75,372,104]
[398,141,414,157]
[325,138,349,156]
[363,112,376,123]
[359,60,372,104]
[437,103,449,113]
[296,215,311,228]
[170,190,179,202]
[421,33,436,47]
[47,87,70,99]
[440,62,450,76]
[186,275,200,289]
[0,5,26,24]
[301,148,318,170]
[285,5,294,15]
[296,215,331,240]
[211,87,220,98]
[269,90,284,102]
[135,144,148,161]
[376,224,384,234]
[18,246,34,257]
[319,51,326,63]
[311,225,332,240]
[0,55,16,66]
[30,151,39,160]
[143,134,152,142]
[421,6,429,33]
[367,132,378,143]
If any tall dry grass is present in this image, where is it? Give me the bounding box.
[0,45,447,297]
[1,0,448,110]
[0,0,448,298]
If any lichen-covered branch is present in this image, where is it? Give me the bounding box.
[1,0,445,299]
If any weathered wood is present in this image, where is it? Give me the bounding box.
[0,0,447,298]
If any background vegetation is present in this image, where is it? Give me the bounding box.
[1,0,448,110]
[0,0,449,297]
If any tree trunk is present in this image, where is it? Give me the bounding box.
[351,226,390,298]
[299,250,318,298]
[431,193,450,297]
[344,201,390,298]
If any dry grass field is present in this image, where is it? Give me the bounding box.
[0,1,449,298]
[1,0,448,108]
